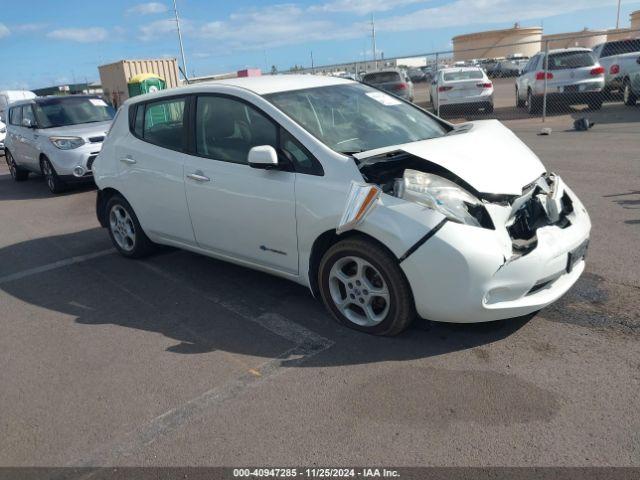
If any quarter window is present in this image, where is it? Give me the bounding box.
[280,129,323,175]
[142,98,186,151]
[196,96,277,164]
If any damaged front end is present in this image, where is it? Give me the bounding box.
[354,150,574,260]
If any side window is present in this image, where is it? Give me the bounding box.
[196,96,277,165]
[22,105,36,126]
[280,129,323,176]
[9,107,22,126]
[142,97,185,151]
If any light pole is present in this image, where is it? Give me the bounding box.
[173,0,189,82]
[616,0,622,29]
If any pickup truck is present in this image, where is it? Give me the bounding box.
[592,39,640,98]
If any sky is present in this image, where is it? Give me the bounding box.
[1,0,639,90]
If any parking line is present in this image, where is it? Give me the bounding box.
[69,257,334,467]
[0,249,115,285]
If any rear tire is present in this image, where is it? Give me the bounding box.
[40,157,67,194]
[318,237,416,336]
[106,194,157,258]
[623,79,637,106]
[516,88,526,108]
[527,90,541,114]
[5,150,29,181]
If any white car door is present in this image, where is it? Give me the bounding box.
[183,94,299,274]
[118,95,196,245]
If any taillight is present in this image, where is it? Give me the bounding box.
[477,82,493,89]
[535,71,553,80]
[438,86,453,92]
[609,64,620,75]
[590,66,605,75]
[394,82,408,91]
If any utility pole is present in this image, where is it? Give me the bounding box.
[311,50,315,73]
[615,0,622,29]
[173,0,189,82]
[371,14,378,70]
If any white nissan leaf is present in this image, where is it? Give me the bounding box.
[94,75,591,336]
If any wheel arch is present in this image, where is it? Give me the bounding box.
[308,229,403,299]
[96,187,124,228]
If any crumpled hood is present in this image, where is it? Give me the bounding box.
[358,120,546,196]
[39,121,112,141]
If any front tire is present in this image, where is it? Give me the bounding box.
[5,150,29,181]
[106,194,156,258]
[40,157,67,194]
[318,238,416,336]
[516,87,525,108]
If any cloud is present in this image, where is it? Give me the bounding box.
[12,23,47,33]
[0,23,9,38]
[371,0,620,33]
[138,18,184,41]
[310,0,428,15]
[126,2,169,16]
[197,4,359,51]
[47,27,109,43]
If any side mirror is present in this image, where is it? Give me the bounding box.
[22,118,34,128]
[248,145,279,170]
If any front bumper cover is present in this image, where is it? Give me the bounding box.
[401,181,591,323]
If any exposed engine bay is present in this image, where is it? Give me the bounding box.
[357,150,573,257]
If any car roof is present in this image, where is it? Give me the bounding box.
[439,67,484,73]
[547,47,593,55]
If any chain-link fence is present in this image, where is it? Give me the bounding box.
[299,29,640,124]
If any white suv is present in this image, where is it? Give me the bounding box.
[516,48,605,113]
[95,76,590,335]
[4,96,115,193]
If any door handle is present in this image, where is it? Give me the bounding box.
[120,156,136,165]
[187,172,211,182]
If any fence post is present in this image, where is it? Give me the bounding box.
[542,40,549,122]
[435,52,440,117]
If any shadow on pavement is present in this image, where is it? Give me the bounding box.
[0,170,97,201]
[0,229,534,367]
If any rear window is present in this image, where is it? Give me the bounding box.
[363,72,401,83]
[142,97,186,152]
[548,51,595,70]
[601,40,640,58]
[443,70,484,81]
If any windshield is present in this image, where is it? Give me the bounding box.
[363,72,402,84]
[266,83,448,154]
[548,51,595,70]
[34,97,115,128]
[443,70,484,81]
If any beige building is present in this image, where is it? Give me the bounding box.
[452,24,542,61]
[542,29,607,49]
[98,58,180,108]
[631,10,640,31]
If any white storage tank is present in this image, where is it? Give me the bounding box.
[452,24,543,61]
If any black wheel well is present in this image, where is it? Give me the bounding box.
[38,153,49,173]
[96,187,122,228]
[308,229,400,298]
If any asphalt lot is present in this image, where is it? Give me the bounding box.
[0,109,639,467]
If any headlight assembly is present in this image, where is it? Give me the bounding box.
[49,136,85,150]
[395,169,491,228]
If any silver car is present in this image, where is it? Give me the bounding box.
[362,69,415,102]
[4,96,115,193]
[516,48,605,113]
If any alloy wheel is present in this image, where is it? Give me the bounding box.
[328,256,390,327]
[624,83,630,104]
[109,205,136,252]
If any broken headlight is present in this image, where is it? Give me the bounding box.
[395,169,488,228]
